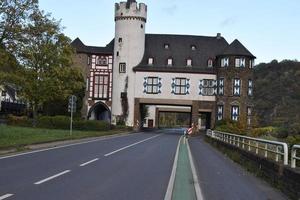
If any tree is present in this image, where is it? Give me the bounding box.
[13,10,85,122]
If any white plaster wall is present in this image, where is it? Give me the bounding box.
[134,72,216,101]
[111,1,147,126]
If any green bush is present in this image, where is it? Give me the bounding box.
[215,120,247,135]
[286,135,300,146]
[7,115,110,131]
[250,126,277,137]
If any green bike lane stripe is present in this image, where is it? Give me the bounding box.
[164,136,204,200]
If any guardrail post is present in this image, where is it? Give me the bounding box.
[282,143,288,166]
[264,144,268,158]
[291,146,296,168]
[275,146,279,162]
[248,140,251,151]
[242,138,245,149]
[255,142,259,154]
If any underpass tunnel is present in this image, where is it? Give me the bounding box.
[88,102,111,123]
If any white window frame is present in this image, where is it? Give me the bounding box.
[208,59,213,68]
[248,79,253,96]
[217,105,224,121]
[233,78,241,96]
[235,58,246,68]
[231,106,240,121]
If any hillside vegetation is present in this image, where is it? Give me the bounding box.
[253,60,300,135]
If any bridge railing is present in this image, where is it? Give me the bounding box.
[206,130,289,166]
[291,145,300,168]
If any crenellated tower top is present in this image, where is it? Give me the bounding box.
[115,0,147,22]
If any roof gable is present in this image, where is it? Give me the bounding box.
[221,39,255,58]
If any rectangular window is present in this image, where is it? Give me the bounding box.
[231,106,239,121]
[87,55,91,65]
[235,58,246,68]
[217,105,224,121]
[93,75,109,99]
[118,37,122,43]
[199,79,217,96]
[218,78,224,96]
[233,78,241,96]
[119,63,126,73]
[247,107,252,125]
[174,78,187,95]
[249,59,255,68]
[1,90,6,97]
[248,79,253,96]
[146,77,159,94]
[221,58,229,67]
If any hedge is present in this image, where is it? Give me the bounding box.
[7,115,110,131]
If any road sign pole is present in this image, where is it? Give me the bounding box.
[70,97,73,136]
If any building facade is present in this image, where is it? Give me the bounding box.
[71,0,255,129]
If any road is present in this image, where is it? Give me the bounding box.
[0,129,287,200]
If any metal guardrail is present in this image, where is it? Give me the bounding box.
[206,130,289,166]
[291,145,300,168]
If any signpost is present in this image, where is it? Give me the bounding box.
[68,95,77,136]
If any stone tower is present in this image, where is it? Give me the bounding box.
[111,0,147,126]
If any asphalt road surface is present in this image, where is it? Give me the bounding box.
[0,129,287,200]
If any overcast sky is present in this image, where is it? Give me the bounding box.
[39,0,300,64]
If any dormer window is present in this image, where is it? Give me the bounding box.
[148,57,154,65]
[164,44,170,49]
[96,56,107,65]
[187,59,192,66]
[208,59,213,67]
[191,45,197,50]
[167,58,173,66]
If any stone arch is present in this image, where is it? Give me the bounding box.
[87,102,111,123]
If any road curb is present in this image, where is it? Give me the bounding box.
[164,136,182,200]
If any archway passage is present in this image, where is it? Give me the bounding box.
[88,102,111,123]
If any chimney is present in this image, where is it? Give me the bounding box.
[217,33,221,39]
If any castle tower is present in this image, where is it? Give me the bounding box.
[111,0,147,126]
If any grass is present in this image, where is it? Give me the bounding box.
[0,125,129,150]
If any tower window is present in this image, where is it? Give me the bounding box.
[87,55,91,65]
[117,51,119,57]
[118,38,122,43]
[218,78,224,96]
[96,56,107,66]
[217,105,224,121]
[167,58,173,66]
[221,57,229,67]
[164,44,170,49]
[231,105,240,121]
[186,59,192,66]
[235,58,246,67]
[233,78,241,96]
[119,63,126,73]
[249,59,255,68]
[148,57,154,65]
[248,79,253,96]
[141,24,144,29]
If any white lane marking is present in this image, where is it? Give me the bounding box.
[104,134,161,157]
[0,194,13,200]
[79,158,99,167]
[0,133,141,160]
[164,136,181,200]
[187,139,204,200]
[34,170,71,185]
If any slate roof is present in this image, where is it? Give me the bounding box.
[221,39,256,58]
[134,34,229,72]
[71,38,114,54]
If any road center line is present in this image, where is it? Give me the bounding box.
[79,158,99,167]
[34,170,71,185]
[104,134,161,157]
[0,194,13,200]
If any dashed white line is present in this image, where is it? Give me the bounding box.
[79,158,99,167]
[0,133,139,160]
[104,134,161,157]
[34,170,71,185]
[0,194,13,200]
